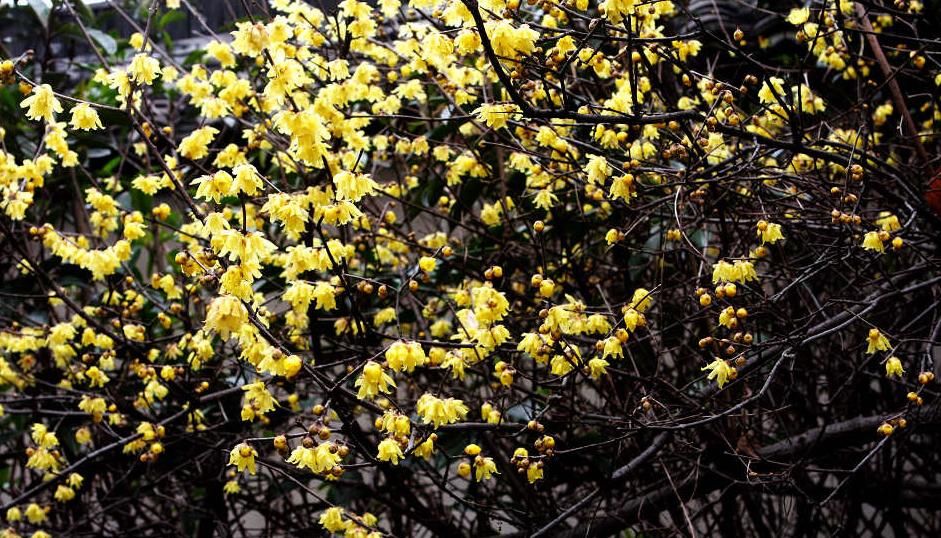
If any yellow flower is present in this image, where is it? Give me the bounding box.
[609,174,636,203]
[75,427,92,445]
[758,77,785,105]
[128,53,161,85]
[85,366,110,387]
[539,279,556,298]
[241,382,276,421]
[355,361,395,400]
[319,507,349,533]
[712,259,758,284]
[605,228,620,245]
[413,434,437,460]
[527,463,544,483]
[333,170,377,202]
[702,358,734,388]
[283,355,303,378]
[623,308,645,332]
[78,396,107,422]
[384,340,427,373]
[418,256,437,273]
[231,21,269,57]
[24,503,46,524]
[484,20,538,60]
[129,32,146,51]
[207,40,237,68]
[885,356,904,378]
[629,288,653,313]
[21,84,63,121]
[533,189,558,211]
[866,328,890,354]
[232,164,263,196]
[286,443,341,474]
[54,485,76,502]
[69,103,102,130]
[602,337,622,359]
[875,212,901,232]
[756,220,784,244]
[786,7,810,26]
[228,443,258,475]
[192,171,234,203]
[204,295,248,340]
[376,437,404,465]
[474,455,498,481]
[588,357,609,378]
[585,155,612,185]
[861,231,885,253]
[718,306,737,329]
[122,323,145,341]
[416,393,469,428]
[133,175,165,195]
[474,103,521,130]
[178,126,218,160]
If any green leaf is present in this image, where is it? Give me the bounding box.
[101,155,122,176]
[158,10,186,31]
[73,0,95,21]
[86,28,118,56]
[27,0,50,30]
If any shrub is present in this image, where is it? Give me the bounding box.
[0,0,940,535]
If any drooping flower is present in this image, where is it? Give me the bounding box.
[69,103,103,130]
[128,53,161,85]
[702,358,735,388]
[866,328,890,354]
[786,7,810,26]
[756,220,784,244]
[228,443,258,475]
[416,393,469,428]
[21,84,63,121]
[474,103,521,130]
[876,212,901,232]
[376,437,404,465]
[588,357,609,378]
[629,288,654,313]
[474,455,498,481]
[384,341,427,373]
[712,259,758,284]
[204,295,248,340]
[862,231,885,253]
[885,356,904,378]
[418,256,437,273]
[355,361,395,400]
[319,507,349,533]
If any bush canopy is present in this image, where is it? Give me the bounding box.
[1,0,941,536]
